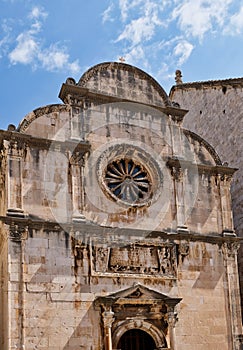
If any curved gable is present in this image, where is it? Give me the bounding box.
[183,129,222,166]
[17,104,70,135]
[78,62,171,108]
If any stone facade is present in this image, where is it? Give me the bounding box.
[170,77,243,315]
[0,62,242,349]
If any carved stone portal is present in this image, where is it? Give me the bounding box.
[95,284,182,350]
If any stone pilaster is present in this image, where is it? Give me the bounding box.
[102,308,115,350]
[219,174,235,235]
[170,164,188,233]
[6,139,27,218]
[166,306,178,350]
[222,241,243,350]
[7,223,28,350]
[69,151,87,222]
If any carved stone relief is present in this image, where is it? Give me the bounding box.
[92,242,177,278]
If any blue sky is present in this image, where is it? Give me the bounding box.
[1,0,243,130]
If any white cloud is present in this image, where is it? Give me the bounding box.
[225,6,243,35]
[173,40,194,65]
[118,0,143,22]
[0,20,12,58]
[9,32,38,64]
[29,6,48,20]
[123,45,148,68]
[7,6,80,74]
[116,0,163,46]
[118,0,129,22]
[102,4,114,23]
[116,17,157,45]
[172,0,233,40]
[38,44,80,74]
[68,60,80,74]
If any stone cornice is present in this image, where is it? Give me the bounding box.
[1,216,242,246]
[166,156,237,176]
[0,129,90,152]
[170,76,243,94]
[58,83,188,120]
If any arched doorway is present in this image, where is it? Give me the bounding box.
[117,329,156,350]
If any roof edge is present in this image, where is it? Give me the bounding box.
[170,76,243,93]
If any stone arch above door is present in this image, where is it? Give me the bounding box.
[112,319,167,349]
[117,329,156,350]
[95,283,182,350]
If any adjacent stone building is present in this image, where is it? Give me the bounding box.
[170,76,243,315]
[0,62,242,349]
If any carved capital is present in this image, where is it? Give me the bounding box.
[165,308,178,328]
[8,223,28,242]
[234,334,243,349]
[102,309,115,328]
[65,94,92,109]
[220,173,233,183]
[166,158,184,182]
[222,241,240,258]
[8,139,27,157]
[178,242,190,257]
[70,151,86,166]
[171,166,183,182]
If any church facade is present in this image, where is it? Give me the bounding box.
[0,62,242,349]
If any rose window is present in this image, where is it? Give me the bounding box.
[105,159,151,204]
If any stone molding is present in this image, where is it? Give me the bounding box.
[166,155,237,175]
[183,129,223,165]
[1,216,242,246]
[58,83,188,120]
[0,130,90,152]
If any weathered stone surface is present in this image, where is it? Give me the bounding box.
[170,78,243,319]
[0,63,242,349]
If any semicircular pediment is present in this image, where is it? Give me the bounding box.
[77,62,171,108]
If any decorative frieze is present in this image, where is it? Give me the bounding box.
[92,242,177,278]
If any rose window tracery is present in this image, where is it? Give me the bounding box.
[105,159,151,204]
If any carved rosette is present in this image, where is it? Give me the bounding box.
[8,223,28,242]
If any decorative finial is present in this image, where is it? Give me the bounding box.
[175,70,183,84]
[119,56,125,63]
